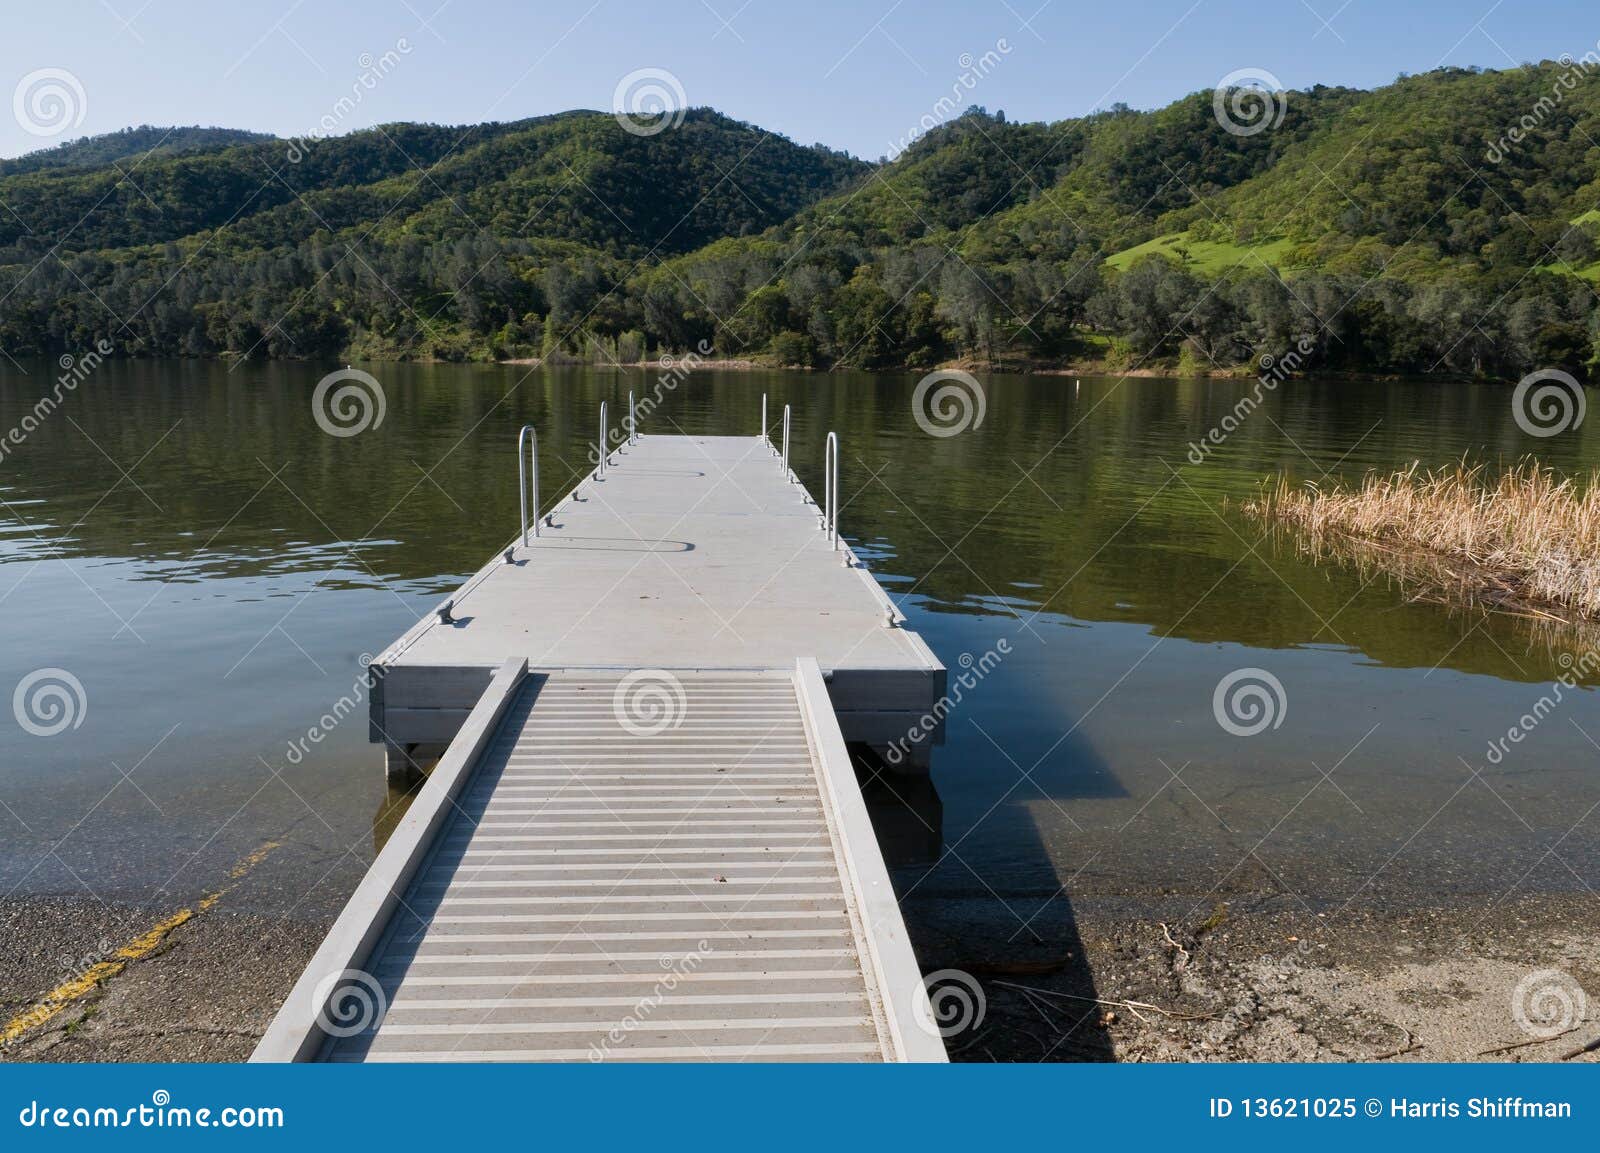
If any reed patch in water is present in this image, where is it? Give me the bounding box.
[1244,461,1600,620]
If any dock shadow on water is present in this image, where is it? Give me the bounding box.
[857,744,1118,1062]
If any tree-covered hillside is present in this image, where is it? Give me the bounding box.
[629,66,1600,379]
[0,110,864,360]
[2,65,1598,378]
[0,126,274,178]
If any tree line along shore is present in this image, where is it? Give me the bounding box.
[1,65,1599,381]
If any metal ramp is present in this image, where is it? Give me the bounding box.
[255,660,945,1062]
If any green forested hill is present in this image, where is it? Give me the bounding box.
[2,65,1599,377]
[0,126,275,178]
[0,110,864,359]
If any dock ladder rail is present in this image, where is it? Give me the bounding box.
[781,403,792,480]
[516,424,540,545]
[251,657,946,1063]
[596,400,609,478]
[628,388,638,445]
[823,431,839,551]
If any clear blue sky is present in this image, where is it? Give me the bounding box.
[4,0,1597,160]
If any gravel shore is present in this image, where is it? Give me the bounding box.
[3,888,1595,1063]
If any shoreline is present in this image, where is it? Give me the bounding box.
[493,356,1430,382]
[0,351,1480,383]
[906,890,1600,1062]
[497,356,764,371]
[3,888,1594,1063]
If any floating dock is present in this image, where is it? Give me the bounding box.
[368,431,945,770]
[253,410,948,1062]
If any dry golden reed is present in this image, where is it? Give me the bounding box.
[1245,460,1600,619]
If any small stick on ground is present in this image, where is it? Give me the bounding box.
[1560,1034,1600,1061]
[1370,1022,1422,1061]
[994,980,1216,1023]
[1477,1022,1589,1057]
[1159,922,1191,973]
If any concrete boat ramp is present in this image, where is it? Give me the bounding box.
[254,408,948,1062]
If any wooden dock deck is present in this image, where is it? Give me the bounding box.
[253,414,947,1062]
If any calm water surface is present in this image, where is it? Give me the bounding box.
[2,361,1598,926]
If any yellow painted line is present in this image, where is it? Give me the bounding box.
[0,841,280,1048]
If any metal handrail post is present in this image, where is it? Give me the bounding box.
[517,424,539,545]
[628,389,637,445]
[825,431,839,549]
[781,404,791,479]
[598,401,608,478]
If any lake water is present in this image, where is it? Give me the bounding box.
[2,360,1598,932]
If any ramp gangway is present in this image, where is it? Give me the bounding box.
[254,402,947,1062]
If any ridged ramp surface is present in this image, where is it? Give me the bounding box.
[326,672,890,1062]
